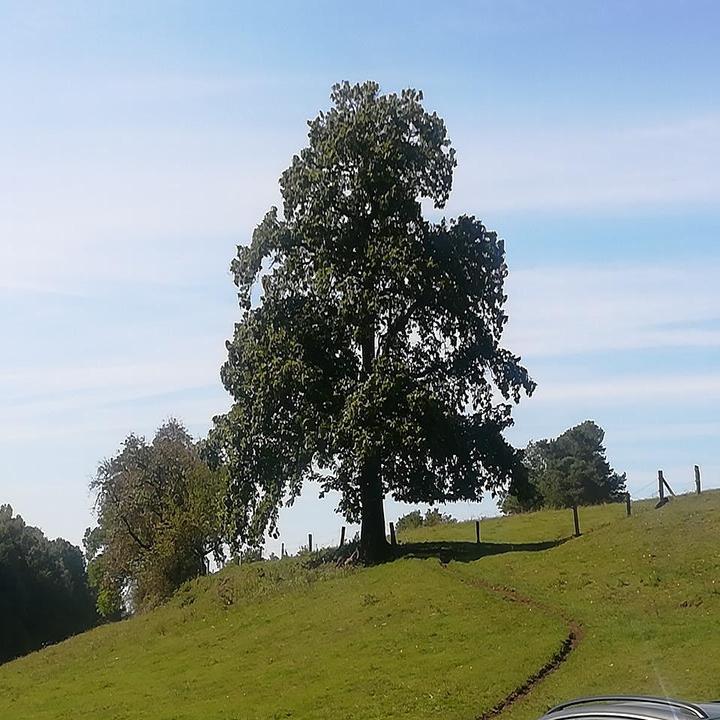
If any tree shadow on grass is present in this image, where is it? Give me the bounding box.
[392,538,570,564]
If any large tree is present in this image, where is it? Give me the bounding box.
[85,420,227,615]
[501,420,627,513]
[213,81,534,562]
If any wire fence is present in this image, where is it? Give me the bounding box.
[267,465,716,559]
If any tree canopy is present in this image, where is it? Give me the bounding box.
[501,420,627,513]
[212,81,534,562]
[85,420,228,615]
[0,505,97,663]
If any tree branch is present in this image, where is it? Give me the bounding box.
[107,484,152,552]
[377,298,422,358]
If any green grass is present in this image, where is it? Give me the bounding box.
[399,498,655,545]
[407,492,720,719]
[3,491,719,720]
[0,555,564,719]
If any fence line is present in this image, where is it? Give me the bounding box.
[270,465,710,558]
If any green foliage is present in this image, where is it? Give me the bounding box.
[395,508,456,534]
[501,420,626,513]
[496,492,530,515]
[85,420,228,615]
[212,80,533,561]
[236,547,263,564]
[0,504,97,663]
[395,510,424,533]
[422,507,456,526]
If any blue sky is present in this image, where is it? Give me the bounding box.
[2,1,719,553]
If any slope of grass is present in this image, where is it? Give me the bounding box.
[410,492,720,718]
[3,491,720,720]
[0,555,565,720]
[399,498,655,545]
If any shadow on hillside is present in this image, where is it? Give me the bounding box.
[392,538,570,564]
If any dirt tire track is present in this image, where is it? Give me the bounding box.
[442,564,584,720]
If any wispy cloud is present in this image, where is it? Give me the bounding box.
[0,357,223,404]
[0,132,283,293]
[535,373,720,405]
[0,356,229,443]
[0,388,228,445]
[450,114,720,213]
[505,262,720,357]
[3,60,720,297]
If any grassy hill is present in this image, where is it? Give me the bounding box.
[404,493,720,720]
[2,491,719,719]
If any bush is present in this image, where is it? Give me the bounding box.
[395,510,424,534]
[423,508,455,526]
[395,508,456,534]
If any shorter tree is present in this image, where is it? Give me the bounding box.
[0,505,97,662]
[85,420,227,615]
[501,421,626,513]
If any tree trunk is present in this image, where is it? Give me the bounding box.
[358,323,389,564]
[360,454,389,563]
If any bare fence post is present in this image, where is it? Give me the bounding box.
[281,542,285,558]
[572,506,581,537]
[695,465,702,494]
[625,492,632,517]
[308,533,313,553]
[340,526,346,547]
[389,522,397,547]
[475,520,481,544]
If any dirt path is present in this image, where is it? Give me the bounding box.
[443,564,584,720]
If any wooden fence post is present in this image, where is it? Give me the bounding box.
[656,469,672,508]
[572,506,581,537]
[389,522,397,547]
[308,533,313,553]
[625,492,631,517]
[475,520,481,543]
[340,526,346,547]
[281,542,285,558]
[695,465,702,494]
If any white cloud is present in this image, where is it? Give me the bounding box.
[535,373,720,405]
[504,262,720,357]
[611,422,720,442]
[449,114,720,213]
[0,389,228,445]
[0,356,222,403]
[0,123,298,294]
[0,346,232,440]
[3,63,719,298]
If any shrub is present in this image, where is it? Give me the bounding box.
[395,508,456,533]
[395,510,424,534]
[423,508,456,526]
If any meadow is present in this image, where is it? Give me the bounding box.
[2,492,718,720]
